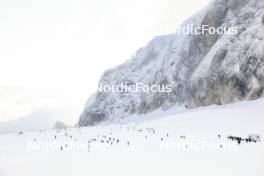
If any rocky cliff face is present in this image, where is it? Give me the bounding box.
[79,0,264,126]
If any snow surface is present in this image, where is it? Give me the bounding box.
[0,99,264,176]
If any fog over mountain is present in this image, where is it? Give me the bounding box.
[0,109,57,134]
[79,0,264,126]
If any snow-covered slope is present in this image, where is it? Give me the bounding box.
[1,99,264,176]
[0,109,57,134]
[79,0,264,126]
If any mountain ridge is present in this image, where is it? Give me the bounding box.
[79,0,264,126]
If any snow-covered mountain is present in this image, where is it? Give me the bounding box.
[0,109,58,134]
[79,0,264,126]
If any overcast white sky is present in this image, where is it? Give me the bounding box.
[0,0,210,125]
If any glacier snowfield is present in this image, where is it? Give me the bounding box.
[1,99,264,176]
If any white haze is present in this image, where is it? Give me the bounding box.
[0,0,210,125]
